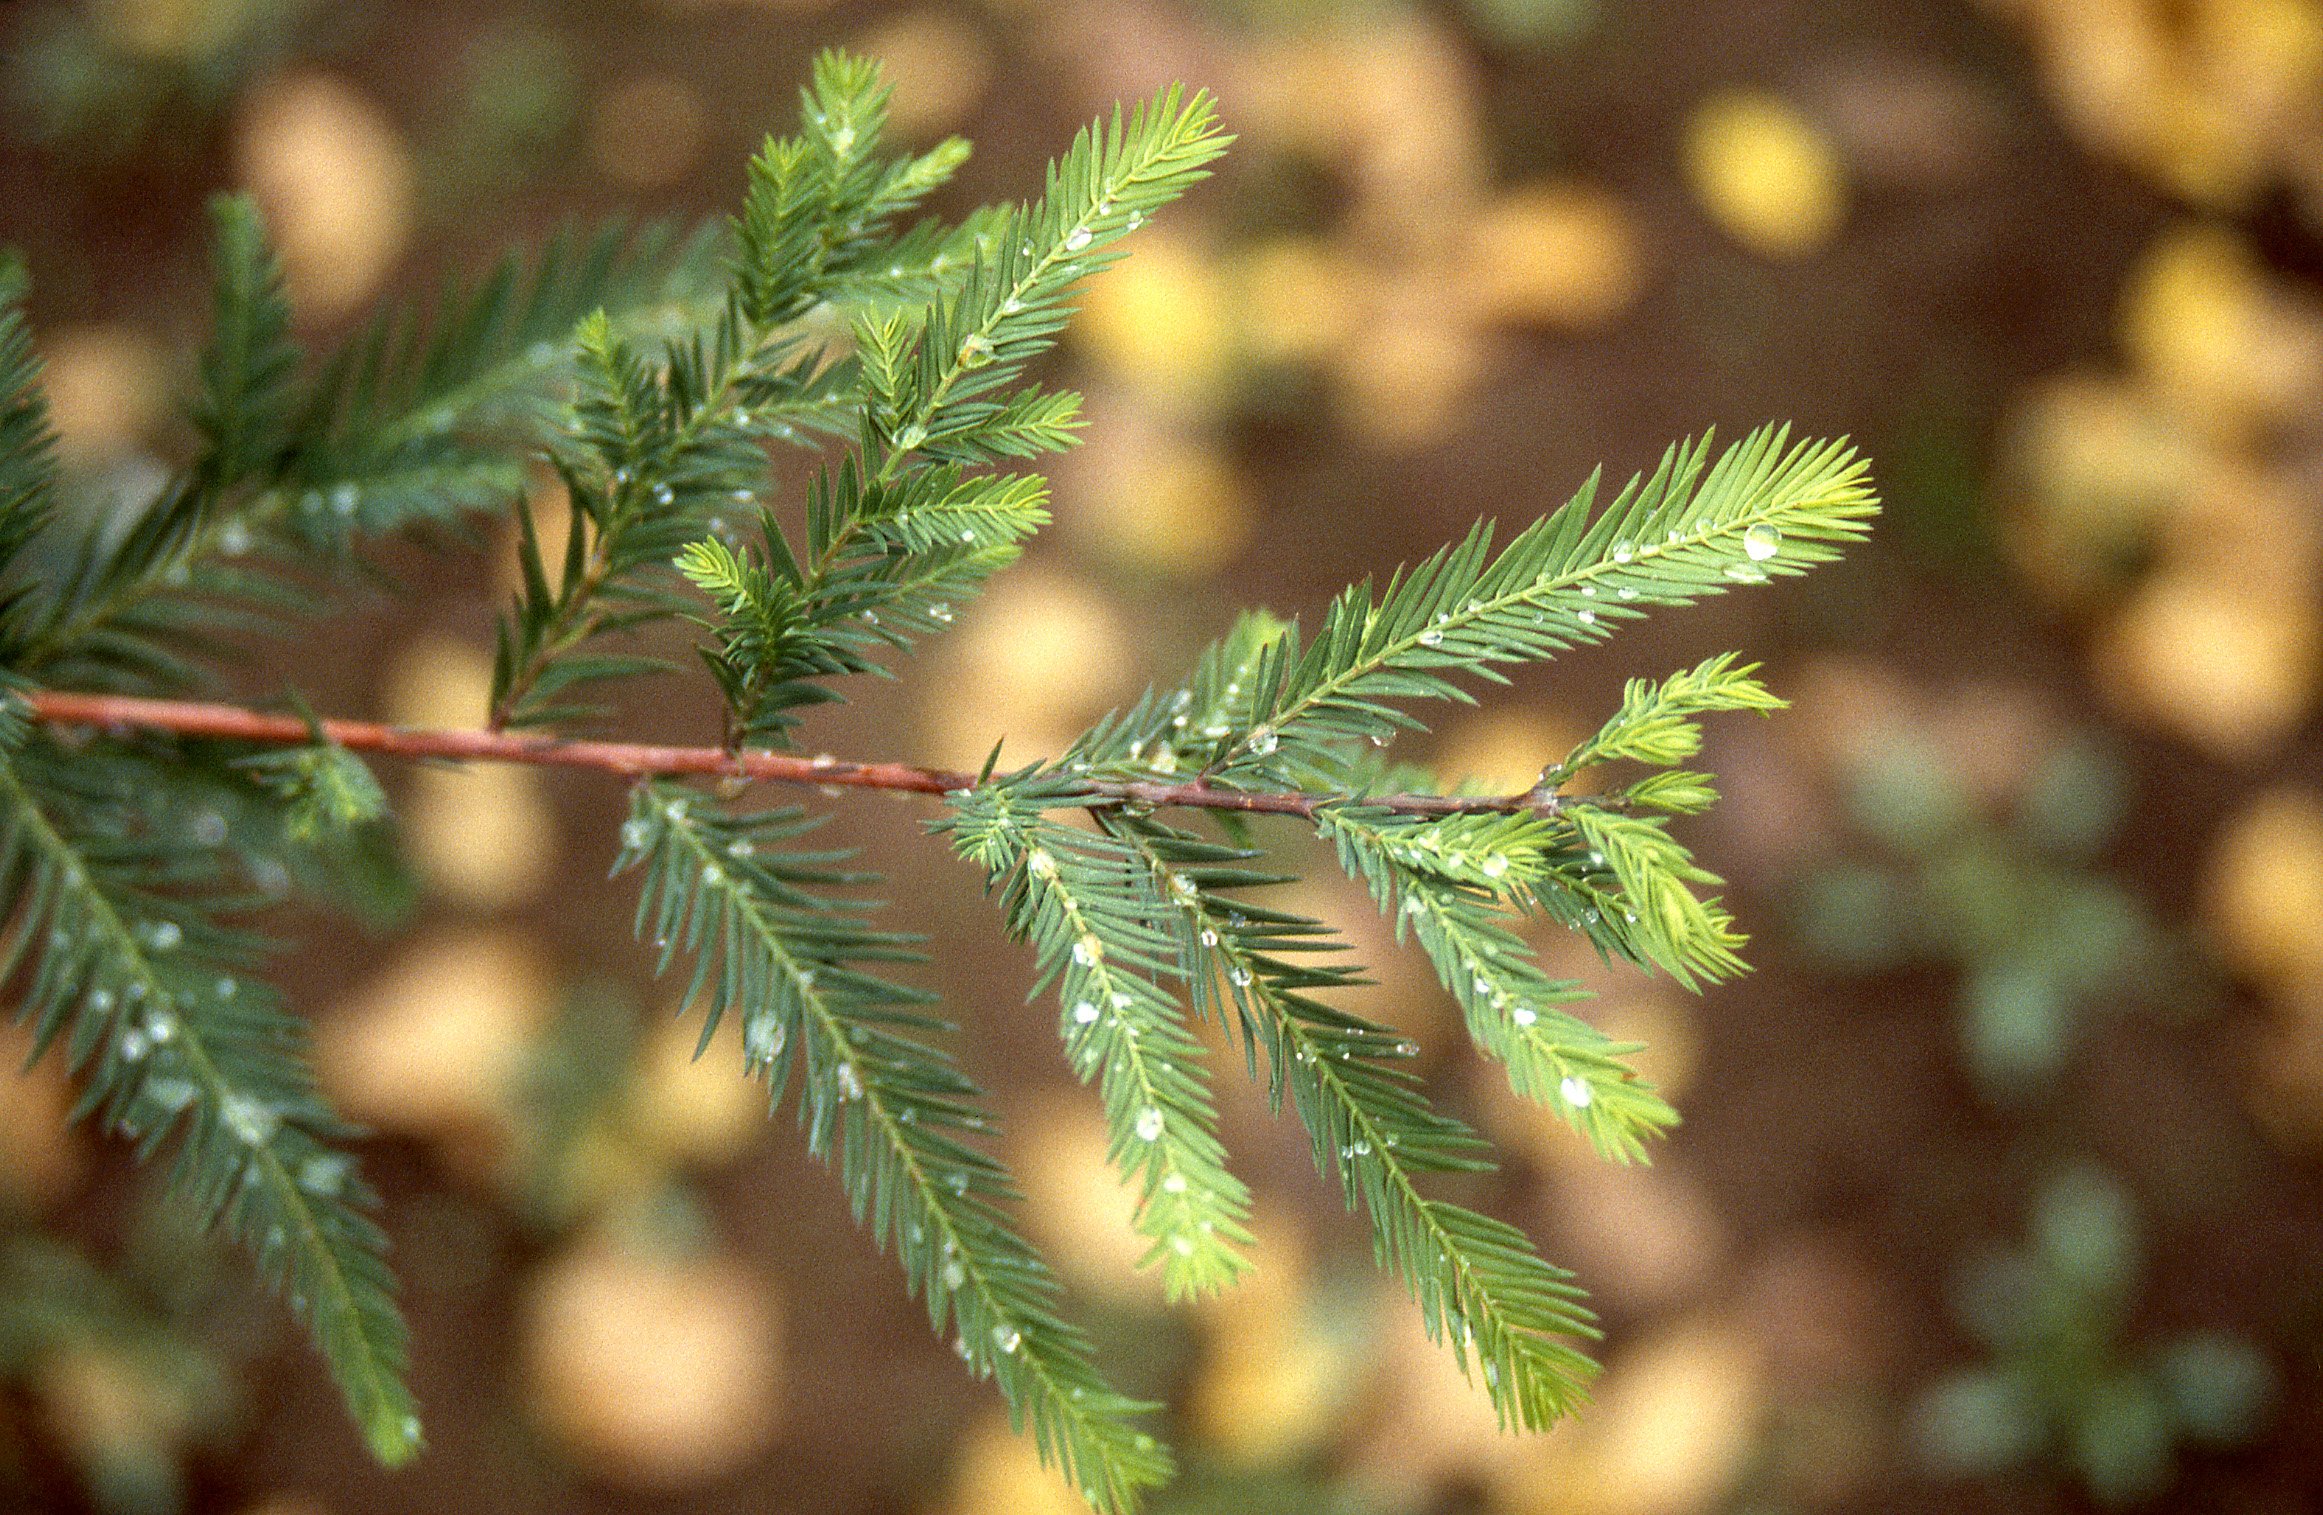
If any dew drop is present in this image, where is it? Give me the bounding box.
[929,602,954,624]
[1417,629,1444,647]
[146,1077,198,1114]
[1725,562,1768,584]
[1228,966,1253,988]
[835,1063,863,1101]
[1072,936,1103,967]
[222,1093,280,1144]
[1198,928,1219,947]
[299,1152,352,1196]
[943,1260,966,1289]
[1576,609,1595,625]
[621,819,653,850]
[1481,854,1509,879]
[745,1015,789,1067]
[1063,227,1093,252]
[1135,1107,1165,1141]
[145,920,181,951]
[118,1028,150,1063]
[1612,542,1634,564]
[992,1323,1022,1353]
[1743,522,1782,561]
[1512,1007,1538,1028]
[1162,1173,1188,1194]
[1026,848,1058,879]
[1072,1000,1100,1025]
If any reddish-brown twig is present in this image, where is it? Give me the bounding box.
[23,689,1572,819]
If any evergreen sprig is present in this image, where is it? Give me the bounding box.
[615,782,1169,1508]
[0,48,1877,1508]
[493,51,1063,732]
[190,194,299,494]
[941,780,1255,1297]
[1557,651,1785,777]
[0,736,418,1464]
[17,207,722,697]
[1106,815,1600,1427]
[1195,428,1874,789]
[1319,805,1678,1161]
[0,266,58,654]
[876,84,1228,460]
[732,51,979,328]
[489,308,778,728]
[289,216,727,533]
[0,143,719,1469]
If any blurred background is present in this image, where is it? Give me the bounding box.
[4,0,2323,1511]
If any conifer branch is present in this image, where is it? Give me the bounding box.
[0,47,1879,1501]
